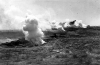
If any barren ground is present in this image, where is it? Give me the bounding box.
[0,26,100,65]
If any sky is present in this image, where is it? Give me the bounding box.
[0,0,100,30]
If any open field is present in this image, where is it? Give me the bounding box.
[0,26,100,65]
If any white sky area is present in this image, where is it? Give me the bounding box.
[0,0,100,30]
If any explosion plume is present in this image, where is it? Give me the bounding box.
[23,15,45,45]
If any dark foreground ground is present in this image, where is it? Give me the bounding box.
[0,26,100,65]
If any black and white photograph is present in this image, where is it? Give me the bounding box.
[0,0,100,65]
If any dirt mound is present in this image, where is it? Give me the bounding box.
[0,38,39,48]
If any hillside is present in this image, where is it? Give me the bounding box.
[0,26,100,65]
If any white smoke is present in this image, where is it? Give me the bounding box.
[50,20,65,31]
[0,0,57,30]
[0,0,88,31]
[23,14,45,44]
[63,19,87,28]
[0,4,25,30]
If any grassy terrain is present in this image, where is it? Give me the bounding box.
[0,26,100,65]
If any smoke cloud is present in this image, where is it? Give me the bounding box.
[23,15,45,44]
[0,0,56,30]
[0,0,99,30]
[0,0,25,30]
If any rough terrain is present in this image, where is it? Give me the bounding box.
[0,26,100,65]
